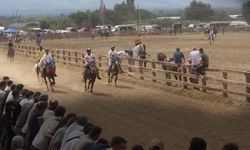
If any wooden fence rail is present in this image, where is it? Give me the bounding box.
[1,43,250,101]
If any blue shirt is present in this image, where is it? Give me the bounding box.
[173,51,184,64]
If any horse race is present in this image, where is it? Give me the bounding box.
[0,0,250,150]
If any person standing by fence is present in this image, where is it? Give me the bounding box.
[7,40,15,63]
[196,48,209,76]
[173,48,185,81]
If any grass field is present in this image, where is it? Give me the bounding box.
[24,32,250,71]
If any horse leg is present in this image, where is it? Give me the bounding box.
[44,77,49,91]
[115,75,118,87]
[91,81,95,93]
[111,74,115,83]
[84,79,87,91]
[88,80,91,90]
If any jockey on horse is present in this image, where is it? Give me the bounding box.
[84,48,101,80]
[42,49,57,79]
[108,45,124,74]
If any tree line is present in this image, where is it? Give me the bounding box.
[1,0,249,29]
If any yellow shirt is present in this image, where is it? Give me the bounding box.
[37,50,44,59]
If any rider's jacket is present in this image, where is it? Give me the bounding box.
[108,50,118,60]
[37,50,44,60]
[43,53,53,64]
[85,53,95,65]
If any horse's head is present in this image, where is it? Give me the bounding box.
[157,53,167,62]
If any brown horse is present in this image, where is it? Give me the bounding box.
[84,63,97,93]
[35,58,55,91]
[157,53,182,81]
[108,63,119,86]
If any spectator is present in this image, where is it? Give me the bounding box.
[173,48,185,81]
[6,84,24,103]
[11,135,24,150]
[25,101,48,147]
[110,136,128,150]
[2,89,22,150]
[43,99,59,121]
[18,89,29,103]
[189,137,207,150]
[196,48,209,76]
[20,91,34,107]
[4,80,13,92]
[91,138,110,150]
[48,116,77,150]
[0,81,6,111]
[132,145,144,150]
[189,48,201,74]
[149,138,164,150]
[14,92,41,135]
[32,105,66,150]
[222,143,239,150]
[2,76,10,82]
[60,116,88,150]
[22,94,48,136]
[74,125,102,150]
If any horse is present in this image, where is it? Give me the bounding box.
[157,53,181,81]
[108,61,119,86]
[35,58,55,91]
[84,63,97,93]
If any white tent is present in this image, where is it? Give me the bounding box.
[230,21,248,27]
[0,26,5,31]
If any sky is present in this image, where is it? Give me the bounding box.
[0,0,247,16]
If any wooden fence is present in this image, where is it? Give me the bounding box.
[1,43,250,102]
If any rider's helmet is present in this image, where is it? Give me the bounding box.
[86,48,91,54]
[45,49,49,53]
[111,45,115,51]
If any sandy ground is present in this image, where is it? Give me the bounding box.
[1,53,250,150]
[24,32,250,71]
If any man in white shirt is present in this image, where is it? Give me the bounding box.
[84,48,101,80]
[108,46,123,73]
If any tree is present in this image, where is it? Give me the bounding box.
[185,0,214,21]
[242,1,250,24]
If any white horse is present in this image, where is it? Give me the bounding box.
[117,44,146,58]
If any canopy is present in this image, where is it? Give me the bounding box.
[3,28,19,33]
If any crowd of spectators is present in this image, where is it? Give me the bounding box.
[0,76,239,150]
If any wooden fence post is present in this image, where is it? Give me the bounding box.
[202,76,207,92]
[62,50,66,64]
[98,56,102,68]
[222,71,228,97]
[151,60,156,82]
[182,67,188,89]
[75,52,78,63]
[128,57,133,73]
[245,71,250,102]
[139,59,144,80]
[68,51,71,62]
[56,50,60,62]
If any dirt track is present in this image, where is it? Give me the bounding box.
[0,53,250,150]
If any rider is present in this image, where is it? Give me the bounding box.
[43,49,57,77]
[135,34,143,46]
[84,48,101,80]
[108,45,124,73]
[37,46,44,63]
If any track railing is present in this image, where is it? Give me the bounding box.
[1,43,250,101]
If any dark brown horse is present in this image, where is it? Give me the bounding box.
[157,53,182,81]
[84,63,97,93]
[108,63,119,86]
